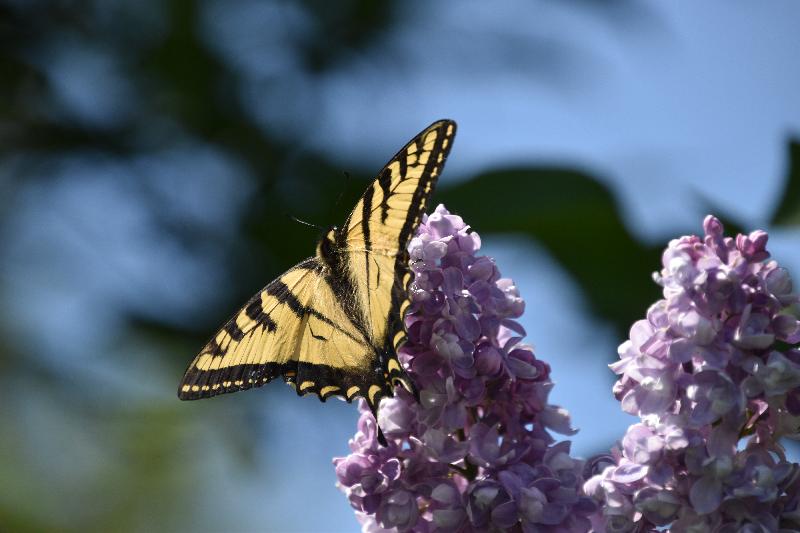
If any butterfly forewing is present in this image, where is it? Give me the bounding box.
[341,120,457,346]
[179,258,374,401]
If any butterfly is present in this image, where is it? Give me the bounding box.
[178,120,457,443]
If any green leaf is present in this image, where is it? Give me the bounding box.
[439,167,662,337]
[771,139,800,227]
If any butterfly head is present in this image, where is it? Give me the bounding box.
[316,226,339,259]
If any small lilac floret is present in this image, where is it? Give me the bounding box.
[335,205,590,532]
[585,216,800,531]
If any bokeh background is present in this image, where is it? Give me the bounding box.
[2,1,800,531]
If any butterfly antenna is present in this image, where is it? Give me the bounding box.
[333,171,351,209]
[286,214,323,231]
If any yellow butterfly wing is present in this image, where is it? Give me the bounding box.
[340,119,457,356]
[178,258,375,402]
[178,119,457,417]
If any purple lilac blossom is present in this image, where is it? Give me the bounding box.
[334,204,595,532]
[584,216,800,532]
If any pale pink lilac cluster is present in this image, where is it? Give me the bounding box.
[334,204,595,532]
[584,216,800,532]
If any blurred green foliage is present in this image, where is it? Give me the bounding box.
[772,140,800,227]
[440,168,661,336]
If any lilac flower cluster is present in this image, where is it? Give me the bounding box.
[334,204,595,532]
[584,216,800,532]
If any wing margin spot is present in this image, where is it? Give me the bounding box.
[320,385,340,397]
[368,384,382,403]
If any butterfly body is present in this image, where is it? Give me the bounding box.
[178,120,457,431]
